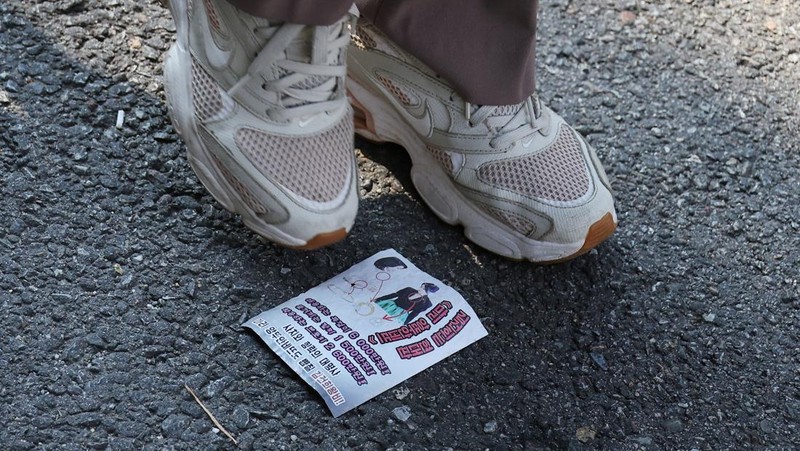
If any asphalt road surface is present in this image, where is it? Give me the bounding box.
[1,0,798,449]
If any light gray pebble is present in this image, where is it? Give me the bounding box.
[393,406,412,422]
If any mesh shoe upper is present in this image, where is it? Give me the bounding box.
[233,117,353,203]
[476,126,591,203]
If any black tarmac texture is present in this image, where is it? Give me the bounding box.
[1,0,798,449]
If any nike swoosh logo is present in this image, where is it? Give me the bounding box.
[522,137,535,148]
[398,98,434,137]
[297,116,315,127]
[368,70,435,137]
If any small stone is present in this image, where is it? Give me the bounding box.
[72,72,90,85]
[280,267,291,275]
[393,387,410,400]
[179,400,204,418]
[85,333,108,348]
[184,281,196,298]
[759,419,773,434]
[5,80,19,93]
[9,218,25,234]
[702,313,716,323]
[9,337,25,351]
[153,132,176,142]
[151,401,176,419]
[576,426,596,442]
[589,352,608,370]
[632,436,653,445]
[26,82,45,95]
[232,406,250,429]
[185,373,208,390]
[205,376,233,398]
[392,406,412,422]
[161,414,190,438]
[483,421,498,433]
[765,19,778,32]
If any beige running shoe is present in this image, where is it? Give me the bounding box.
[347,21,617,262]
[163,0,358,249]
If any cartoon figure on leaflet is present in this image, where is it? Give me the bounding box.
[373,283,439,325]
[327,256,408,302]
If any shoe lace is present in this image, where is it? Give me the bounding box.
[228,18,352,121]
[466,96,550,149]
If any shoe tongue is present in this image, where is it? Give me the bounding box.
[483,97,543,132]
[280,28,339,107]
[483,104,524,131]
[249,19,314,64]
[492,105,519,116]
[284,27,314,63]
[275,67,328,90]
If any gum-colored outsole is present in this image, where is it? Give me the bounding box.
[289,228,348,250]
[542,212,617,264]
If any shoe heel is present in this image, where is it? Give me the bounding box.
[348,89,384,143]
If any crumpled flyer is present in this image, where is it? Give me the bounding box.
[244,249,488,416]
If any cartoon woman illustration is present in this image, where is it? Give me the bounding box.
[373,283,439,325]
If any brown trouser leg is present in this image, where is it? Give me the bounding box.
[225,0,539,105]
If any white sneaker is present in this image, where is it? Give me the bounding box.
[347,21,617,262]
[163,0,358,249]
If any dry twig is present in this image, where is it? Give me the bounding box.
[184,384,238,445]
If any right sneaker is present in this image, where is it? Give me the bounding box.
[347,22,617,263]
[163,0,358,249]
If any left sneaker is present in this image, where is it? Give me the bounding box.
[163,0,359,249]
[347,21,617,262]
